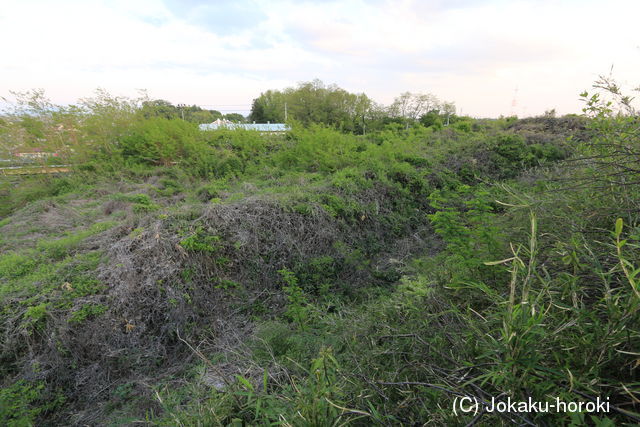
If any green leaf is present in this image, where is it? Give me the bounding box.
[615,218,623,237]
[484,257,515,265]
[236,375,254,392]
[621,259,634,269]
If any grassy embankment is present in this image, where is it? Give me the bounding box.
[0,101,638,425]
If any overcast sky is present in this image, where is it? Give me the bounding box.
[1,0,639,117]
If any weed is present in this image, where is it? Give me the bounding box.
[0,251,38,279]
[0,381,45,426]
[23,303,48,329]
[69,303,108,324]
[278,268,310,329]
[36,221,115,259]
[179,227,221,253]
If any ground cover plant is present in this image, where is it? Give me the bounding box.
[0,79,638,425]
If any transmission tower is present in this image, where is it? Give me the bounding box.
[510,87,519,116]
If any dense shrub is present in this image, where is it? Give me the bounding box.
[119,117,200,166]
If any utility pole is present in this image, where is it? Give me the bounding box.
[284,102,288,121]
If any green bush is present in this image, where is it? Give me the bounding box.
[69,303,108,324]
[0,381,44,426]
[156,178,183,196]
[179,227,221,253]
[120,117,199,166]
[23,303,49,332]
[278,268,310,329]
[0,251,38,279]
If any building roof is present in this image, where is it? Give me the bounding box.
[14,147,46,153]
[199,122,290,132]
[12,147,59,157]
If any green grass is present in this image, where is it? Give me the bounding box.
[1,96,638,425]
[0,251,38,279]
[35,220,116,259]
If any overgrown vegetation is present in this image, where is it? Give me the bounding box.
[0,77,638,425]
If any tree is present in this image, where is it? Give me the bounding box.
[578,74,640,187]
[249,90,286,123]
[440,101,456,126]
[140,99,179,120]
[249,79,373,133]
[389,92,441,128]
[185,108,222,124]
[419,111,443,129]
[1,89,88,160]
[78,89,145,157]
[223,113,246,123]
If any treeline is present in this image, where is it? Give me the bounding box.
[0,84,467,170]
[132,80,460,133]
[0,81,458,157]
[249,78,459,133]
[139,100,245,124]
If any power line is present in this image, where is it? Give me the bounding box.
[203,109,250,112]
[175,104,250,108]
[192,105,251,112]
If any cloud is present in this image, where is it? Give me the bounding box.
[1,0,639,117]
[162,0,266,35]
